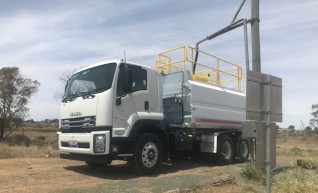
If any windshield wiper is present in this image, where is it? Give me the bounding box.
[81,88,108,99]
[82,92,95,99]
[62,93,81,103]
[82,87,110,99]
[62,92,88,103]
[63,88,106,102]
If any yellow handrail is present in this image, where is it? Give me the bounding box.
[156,45,242,91]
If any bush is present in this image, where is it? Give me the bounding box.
[32,136,47,147]
[241,164,266,184]
[5,134,32,147]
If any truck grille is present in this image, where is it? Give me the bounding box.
[61,142,90,148]
[61,116,96,133]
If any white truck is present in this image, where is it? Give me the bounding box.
[57,45,250,175]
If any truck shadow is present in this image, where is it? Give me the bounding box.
[63,162,136,180]
[63,160,219,180]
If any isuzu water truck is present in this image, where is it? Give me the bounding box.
[57,45,252,175]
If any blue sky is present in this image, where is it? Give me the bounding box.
[0,0,317,128]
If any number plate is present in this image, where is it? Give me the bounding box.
[68,140,78,147]
[200,142,214,153]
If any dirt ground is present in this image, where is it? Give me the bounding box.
[0,134,317,193]
[0,157,246,193]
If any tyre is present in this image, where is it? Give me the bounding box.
[236,137,250,163]
[130,133,163,175]
[216,135,234,165]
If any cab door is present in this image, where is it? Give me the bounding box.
[113,64,149,137]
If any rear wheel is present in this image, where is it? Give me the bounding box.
[236,137,250,163]
[130,133,163,175]
[216,135,234,165]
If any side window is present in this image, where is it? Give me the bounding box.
[131,68,147,92]
[116,66,147,97]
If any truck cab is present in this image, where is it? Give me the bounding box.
[57,60,167,174]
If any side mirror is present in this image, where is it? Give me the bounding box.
[122,65,132,94]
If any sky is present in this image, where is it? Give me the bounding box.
[0,0,317,129]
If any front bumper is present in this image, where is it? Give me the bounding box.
[57,131,110,155]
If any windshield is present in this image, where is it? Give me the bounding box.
[63,63,117,100]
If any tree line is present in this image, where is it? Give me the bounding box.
[287,104,318,132]
[26,119,59,124]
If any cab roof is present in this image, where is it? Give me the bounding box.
[73,59,155,75]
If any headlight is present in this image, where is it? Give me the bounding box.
[94,134,106,153]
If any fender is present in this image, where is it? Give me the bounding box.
[129,119,169,162]
[128,119,163,139]
[118,112,163,137]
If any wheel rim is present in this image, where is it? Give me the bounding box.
[221,141,232,160]
[141,142,158,168]
[239,141,249,158]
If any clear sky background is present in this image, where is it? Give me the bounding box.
[0,0,317,129]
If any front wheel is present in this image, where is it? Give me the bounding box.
[216,135,234,165]
[130,133,163,175]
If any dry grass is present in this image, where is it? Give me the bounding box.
[276,133,318,150]
[277,147,318,157]
[1,127,318,193]
[239,164,318,193]
[272,167,318,193]
[167,184,243,193]
[0,126,58,159]
[0,143,58,159]
[239,133,318,193]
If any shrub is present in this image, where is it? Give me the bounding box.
[5,134,32,147]
[241,164,266,185]
[32,136,48,147]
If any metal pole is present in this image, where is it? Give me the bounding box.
[251,0,261,73]
[243,18,250,71]
[250,139,255,167]
[251,0,271,192]
[265,75,272,193]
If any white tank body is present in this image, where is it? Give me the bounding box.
[162,71,245,129]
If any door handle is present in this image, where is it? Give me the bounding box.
[144,101,149,111]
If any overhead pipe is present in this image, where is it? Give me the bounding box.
[193,0,248,74]
[231,0,247,23]
[193,18,250,74]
